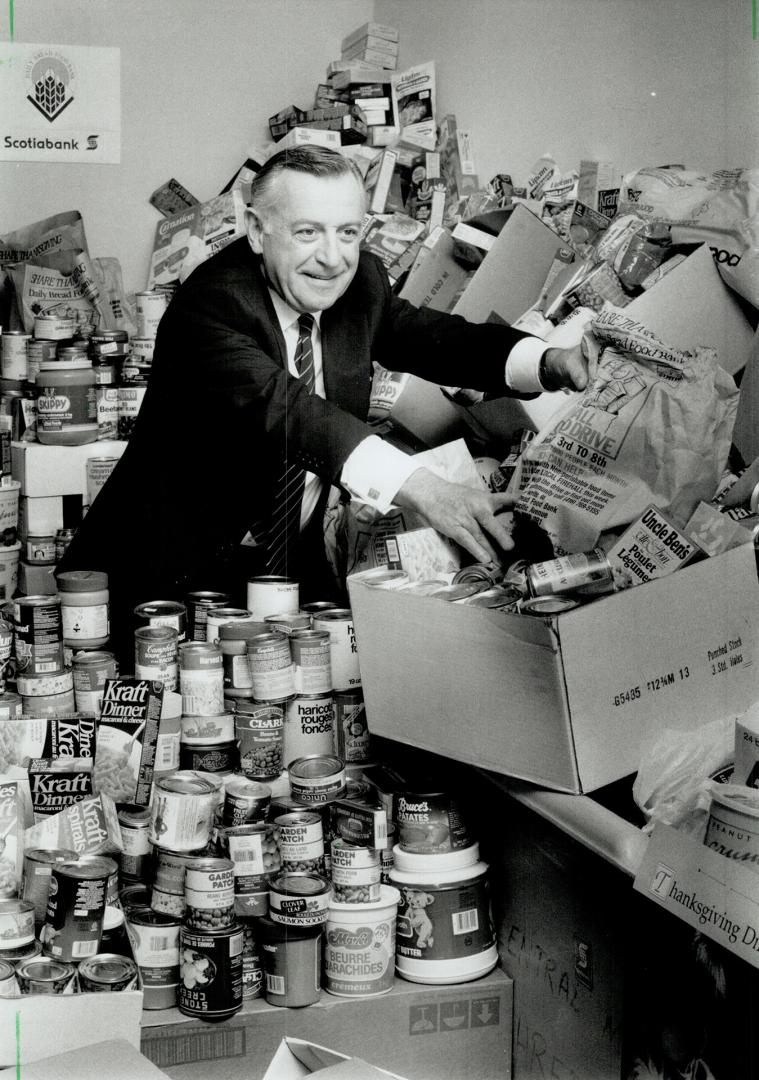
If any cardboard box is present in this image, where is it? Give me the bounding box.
[20,1038,169,1080]
[12,440,127,497]
[348,542,759,793]
[18,557,57,594]
[263,1039,405,1080]
[399,229,472,313]
[277,128,341,151]
[0,991,144,1067]
[727,325,759,464]
[141,968,512,1080]
[19,494,64,536]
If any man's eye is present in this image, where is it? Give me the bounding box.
[341,228,359,240]
[296,228,316,239]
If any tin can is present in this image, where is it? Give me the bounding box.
[285,693,335,765]
[519,595,579,616]
[185,857,235,930]
[25,534,56,564]
[0,689,24,720]
[90,329,129,357]
[179,641,224,716]
[178,922,244,1020]
[330,840,381,903]
[135,290,169,338]
[26,338,57,383]
[185,591,231,641]
[258,914,321,1007]
[360,568,410,590]
[72,649,117,714]
[125,905,180,1009]
[223,776,271,827]
[79,952,138,992]
[289,755,346,806]
[502,560,530,593]
[117,804,152,882]
[0,618,13,689]
[13,594,64,674]
[289,630,331,695]
[300,601,338,618]
[323,885,399,997]
[219,822,281,918]
[85,456,119,508]
[430,582,485,602]
[526,548,614,598]
[35,314,77,342]
[119,881,152,914]
[462,585,522,609]
[149,772,218,852]
[268,871,331,927]
[21,849,78,928]
[134,625,178,690]
[134,599,186,642]
[235,700,285,780]
[16,957,76,994]
[264,612,311,635]
[396,790,473,854]
[42,858,113,961]
[205,606,257,643]
[276,812,325,874]
[179,737,239,776]
[380,823,396,884]
[100,904,128,954]
[130,337,155,364]
[334,688,370,765]
[55,527,76,562]
[0,959,16,997]
[452,563,503,587]
[1,331,31,381]
[181,711,235,742]
[311,609,360,691]
[150,849,193,918]
[0,899,35,949]
[0,938,41,967]
[219,636,253,694]
[96,385,120,440]
[246,631,295,701]
[242,923,264,999]
[246,576,299,622]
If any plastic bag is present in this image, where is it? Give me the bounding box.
[632,716,735,837]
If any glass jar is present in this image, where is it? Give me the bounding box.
[37,359,98,445]
[56,569,110,648]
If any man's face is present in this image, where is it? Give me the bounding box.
[246,170,365,313]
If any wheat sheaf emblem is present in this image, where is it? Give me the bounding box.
[27,54,74,122]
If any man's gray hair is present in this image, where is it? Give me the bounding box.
[248,146,366,216]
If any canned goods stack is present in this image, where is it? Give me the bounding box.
[119,291,166,441]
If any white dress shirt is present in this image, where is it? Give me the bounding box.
[268,289,548,524]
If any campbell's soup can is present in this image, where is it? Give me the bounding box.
[285,693,335,765]
[246,576,299,622]
[13,595,64,675]
[205,607,256,644]
[290,630,331,695]
[334,688,370,765]
[312,609,361,691]
[235,701,285,781]
[179,641,224,716]
[185,591,231,641]
[178,923,244,1020]
[134,625,178,691]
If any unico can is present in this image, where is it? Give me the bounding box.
[42,857,113,961]
[290,630,331,695]
[288,755,346,806]
[179,642,224,716]
[134,625,178,690]
[13,595,64,674]
[178,922,244,1020]
[235,700,285,781]
[334,688,370,765]
[285,693,335,765]
[312,609,361,691]
[185,592,231,641]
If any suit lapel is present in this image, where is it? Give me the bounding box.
[321,300,371,418]
[244,248,288,370]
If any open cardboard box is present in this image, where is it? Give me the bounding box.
[263,1038,405,1080]
[348,542,759,794]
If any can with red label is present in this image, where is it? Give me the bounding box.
[290,630,331,695]
[334,688,370,765]
[185,592,231,642]
[312,609,360,691]
[178,922,244,1020]
[235,700,285,780]
[285,693,335,765]
[42,857,114,962]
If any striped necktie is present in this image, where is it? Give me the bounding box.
[265,313,315,576]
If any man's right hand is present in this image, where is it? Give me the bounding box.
[394,467,515,566]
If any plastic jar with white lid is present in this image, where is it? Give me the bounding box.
[37,359,98,445]
[56,569,110,648]
[389,842,498,984]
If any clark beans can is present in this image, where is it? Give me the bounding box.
[13,595,64,675]
[312,609,361,691]
[289,754,346,806]
[185,592,231,642]
[179,923,244,1021]
[42,857,114,961]
[235,700,285,781]
[289,630,331,695]
[334,689,370,765]
[285,693,335,765]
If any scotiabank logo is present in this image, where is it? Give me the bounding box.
[25,50,75,123]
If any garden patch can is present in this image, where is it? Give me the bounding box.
[276,811,325,874]
[184,857,235,931]
[178,922,244,1020]
[330,840,381,903]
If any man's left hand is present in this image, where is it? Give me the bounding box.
[542,343,589,392]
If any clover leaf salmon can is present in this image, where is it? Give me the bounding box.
[312,609,360,691]
[323,885,399,997]
[268,871,331,927]
[179,923,244,1020]
[289,754,346,807]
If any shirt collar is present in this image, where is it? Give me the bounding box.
[268,288,322,335]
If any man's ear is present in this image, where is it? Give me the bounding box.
[245,206,265,254]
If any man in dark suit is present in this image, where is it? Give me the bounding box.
[58,145,587,661]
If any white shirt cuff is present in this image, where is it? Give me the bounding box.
[505,337,549,393]
[340,436,419,514]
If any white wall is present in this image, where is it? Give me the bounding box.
[375,0,752,189]
[1,0,373,294]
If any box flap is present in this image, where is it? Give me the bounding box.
[263,1038,407,1080]
[634,823,759,969]
[20,1038,168,1080]
[560,544,759,792]
[731,326,759,463]
[348,576,580,791]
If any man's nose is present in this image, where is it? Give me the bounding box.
[315,231,341,266]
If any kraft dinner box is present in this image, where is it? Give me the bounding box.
[347,542,759,794]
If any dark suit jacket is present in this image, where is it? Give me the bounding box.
[58,237,531,611]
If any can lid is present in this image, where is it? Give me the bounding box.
[392,843,482,874]
[103,905,125,931]
[78,954,136,983]
[56,569,108,592]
